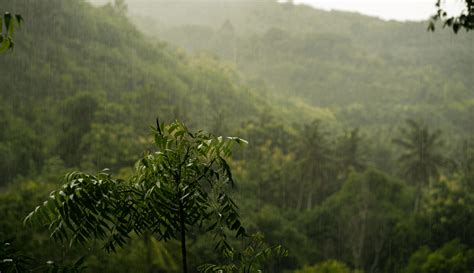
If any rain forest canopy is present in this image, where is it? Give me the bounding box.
[0,0,473,272]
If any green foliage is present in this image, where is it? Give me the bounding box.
[56,92,101,167]
[0,239,86,273]
[25,120,247,270]
[0,240,33,273]
[0,100,43,184]
[0,0,267,184]
[131,0,474,136]
[0,12,22,53]
[393,119,446,185]
[336,128,365,176]
[132,120,248,252]
[294,260,360,273]
[403,240,474,273]
[0,0,473,272]
[85,234,179,273]
[423,178,474,247]
[296,120,335,210]
[429,0,474,33]
[198,233,288,273]
[393,119,447,211]
[302,170,411,271]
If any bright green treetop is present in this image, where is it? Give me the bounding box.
[25,120,248,273]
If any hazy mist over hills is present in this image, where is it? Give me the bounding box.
[1,1,474,272]
[113,0,474,134]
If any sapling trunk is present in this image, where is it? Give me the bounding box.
[144,232,153,273]
[179,201,188,273]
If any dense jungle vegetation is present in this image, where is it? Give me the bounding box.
[1,0,473,272]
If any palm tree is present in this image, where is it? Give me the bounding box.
[296,120,334,211]
[393,119,446,211]
[337,128,366,177]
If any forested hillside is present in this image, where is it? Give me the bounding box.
[0,0,295,184]
[0,0,288,270]
[1,0,474,273]
[127,0,474,134]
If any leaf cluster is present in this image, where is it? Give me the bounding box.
[24,120,248,255]
[0,239,86,273]
[393,119,447,185]
[0,12,22,53]
[429,0,474,33]
[199,233,288,273]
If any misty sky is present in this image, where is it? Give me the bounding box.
[89,0,466,22]
[293,0,465,21]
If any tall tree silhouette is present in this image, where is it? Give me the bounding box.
[393,119,446,211]
[296,120,334,211]
[337,128,366,178]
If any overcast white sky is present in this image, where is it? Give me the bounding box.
[292,0,465,21]
[91,0,467,22]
